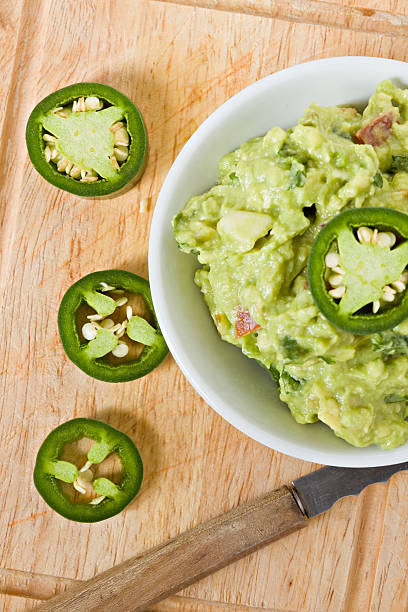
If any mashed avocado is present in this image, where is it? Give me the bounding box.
[174,80,408,450]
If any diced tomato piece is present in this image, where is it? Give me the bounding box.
[235,307,261,338]
[355,110,396,146]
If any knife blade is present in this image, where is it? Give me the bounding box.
[34,462,408,612]
[292,461,408,517]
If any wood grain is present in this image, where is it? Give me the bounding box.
[1,1,408,611]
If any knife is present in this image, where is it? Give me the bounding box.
[34,462,408,612]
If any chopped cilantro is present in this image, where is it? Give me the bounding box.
[373,172,383,188]
[390,155,408,173]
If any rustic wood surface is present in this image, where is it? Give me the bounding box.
[1,1,408,611]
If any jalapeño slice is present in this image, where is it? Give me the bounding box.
[33,418,143,522]
[307,208,408,334]
[58,270,168,382]
[25,83,147,198]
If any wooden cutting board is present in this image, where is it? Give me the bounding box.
[1,1,408,610]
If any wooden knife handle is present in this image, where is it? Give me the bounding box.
[34,485,306,612]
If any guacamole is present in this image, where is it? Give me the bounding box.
[174,80,408,450]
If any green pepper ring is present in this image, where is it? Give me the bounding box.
[58,270,168,382]
[307,207,408,335]
[25,82,147,198]
[34,418,143,522]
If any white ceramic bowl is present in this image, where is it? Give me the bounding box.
[149,57,408,467]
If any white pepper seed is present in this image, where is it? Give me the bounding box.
[110,155,120,171]
[115,296,128,307]
[376,232,396,248]
[329,274,344,288]
[383,285,396,295]
[99,283,116,292]
[70,165,82,178]
[126,305,132,320]
[65,162,73,175]
[371,228,378,244]
[357,226,373,244]
[391,280,406,293]
[382,294,395,302]
[82,323,97,340]
[372,300,380,313]
[57,159,68,172]
[79,460,93,472]
[328,286,346,298]
[114,145,129,162]
[50,148,59,160]
[325,253,340,269]
[114,127,129,146]
[110,324,122,333]
[76,476,92,489]
[332,266,344,275]
[85,96,102,110]
[110,122,124,133]
[400,271,408,283]
[43,133,56,143]
[51,106,64,114]
[100,318,115,329]
[87,313,104,321]
[89,495,106,505]
[115,321,127,336]
[73,480,86,494]
[382,290,396,302]
[81,169,87,179]
[112,342,129,358]
[44,146,51,162]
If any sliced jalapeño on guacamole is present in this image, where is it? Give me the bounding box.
[58,270,168,382]
[308,208,408,334]
[25,83,147,198]
[33,418,143,522]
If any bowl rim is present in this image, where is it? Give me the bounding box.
[149,56,408,467]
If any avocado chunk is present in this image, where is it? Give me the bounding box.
[217,210,273,252]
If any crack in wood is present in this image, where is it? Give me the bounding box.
[0,568,291,610]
